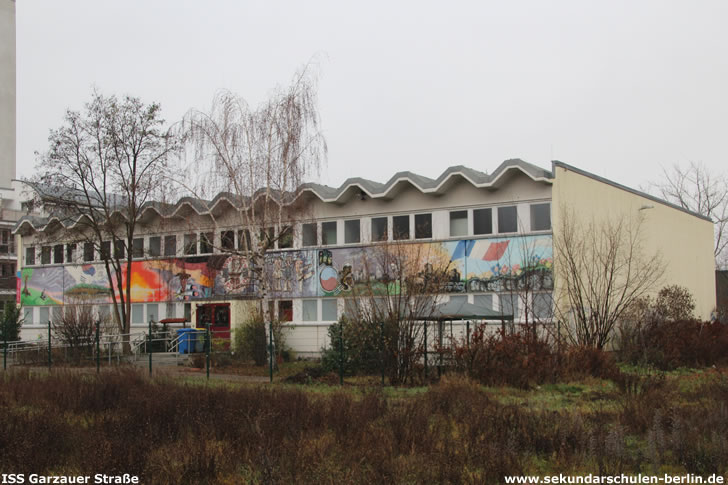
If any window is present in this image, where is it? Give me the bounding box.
[278,226,293,249]
[473,208,493,235]
[146,303,159,323]
[278,300,293,322]
[66,243,76,263]
[200,232,214,254]
[114,240,125,259]
[184,303,191,322]
[98,305,111,324]
[344,219,360,244]
[322,221,337,246]
[530,203,551,231]
[41,246,51,265]
[498,206,518,233]
[221,230,235,250]
[25,247,35,265]
[184,234,197,255]
[344,299,359,319]
[500,294,518,318]
[322,299,338,321]
[371,217,388,241]
[414,213,432,239]
[52,306,62,323]
[24,307,33,324]
[237,230,251,251]
[83,242,94,262]
[164,235,177,256]
[473,294,494,310]
[52,245,63,264]
[101,241,111,260]
[165,302,176,319]
[533,293,553,320]
[302,223,317,247]
[302,300,317,322]
[131,304,144,324]
[39,307,49,324]
[449,295,467,306]
[149,236,161,257]
[132,238,144,259]
[449,211,468,237]
[259,227,274,248]
[393,215,410,240]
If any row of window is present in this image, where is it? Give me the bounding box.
[24,202,551,266]
[24,302,192,327]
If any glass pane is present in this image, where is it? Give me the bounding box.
[84,242,94,261]
[302,300,317,321]
[371,217,387,241]
[149,237,161,257]
[278,226,293,249]
[473,294,493,310]
[52,306,62,323]
[237,230,251,251]
[322,222,337,245]
[278,300,293,322]
[39,307,49,324]
[530,203,551,231]
[344,220,360,244]
[26,247,35,265]
[98,305,111,324]
[41,246,51,264]
[66,244,76,263]
[114,240,125,259]
[132,238,144,258]
[53,245,63,264]
[414,213,432,239]
[24,307,34,324]
[449,211,468,237]
[164,235,177,256]
[147,304,159,323]
[165,302,176,319]
[302,223,317,247]
[473,208,493,235]
[221,231,235,250]
[498,206,518,233]
[132,304,144,324]
[322,299,338,321]
[393,215,410,240]
[500,294,518,317]
[101,241,111,260]
[184,234,197,255]
[200,233,214,254]
[449,295,467,306]
[533,293,553,320]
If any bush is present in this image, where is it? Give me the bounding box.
[233,309,288,366]
[1,302,23,343]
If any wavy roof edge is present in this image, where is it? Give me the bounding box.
[14,159,553,234]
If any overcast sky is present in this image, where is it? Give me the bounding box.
[15,0,728,191]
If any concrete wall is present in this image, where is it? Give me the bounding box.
[0,0,16,190]
[551,163,716,320]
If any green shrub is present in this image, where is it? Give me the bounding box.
[1,302,23,342]
[233,309,288,366]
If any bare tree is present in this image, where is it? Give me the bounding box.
[32,91,179,351]
[652,162,728,268]
[553,209,665,349]
[178,67,326,322]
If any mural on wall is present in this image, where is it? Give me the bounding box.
[19,235,553,306]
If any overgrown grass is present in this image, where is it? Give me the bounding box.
[1,368,727,483]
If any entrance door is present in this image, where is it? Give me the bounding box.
[196,303,231,340]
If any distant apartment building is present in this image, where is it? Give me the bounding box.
[13,159,716,353]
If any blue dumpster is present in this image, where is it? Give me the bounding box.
[177,328,198,354]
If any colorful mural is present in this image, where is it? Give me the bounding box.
[20,235,553,306]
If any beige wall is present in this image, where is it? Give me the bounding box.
[552,165,716,319]
[0,0,15,190]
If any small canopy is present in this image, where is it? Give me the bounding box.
[421,300,514,321]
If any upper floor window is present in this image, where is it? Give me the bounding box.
[149,236,161,257]
[344,220,360,244]
[83,242,94,262]
[278,226,293,249]
[114,240,125,259]
[237,230,251,251]
[322,222,337,246]
[66,243,76,263]
[371,217,388,242]
[497,206,518,233]
[184,234,197,255]
[41,246,51,265]
[414,213,432,239]
[302,223,317,247]
[101,241,111,260]
[473,208,493,235]
[530,203,551,231]
[200,232,214,254]
[132,238,144,259]
[25,247,35,265]
[53,244,63,264]
[164,235,177,256]
[449,211,468,237]
[393,215,410,240]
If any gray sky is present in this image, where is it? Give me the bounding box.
[15,0,728,190]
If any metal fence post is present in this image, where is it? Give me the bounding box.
[466,320,470,348]
[379,321,385,386]
[206,323,211,380]
[148,318,152,377]
[95,321,100,374]
[47,320,52,371]
[268,321,274,383]
[423,321,428,380]
[338,321,344,386]
[3,328,7,371]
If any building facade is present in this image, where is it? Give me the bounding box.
[13,160,716,353]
